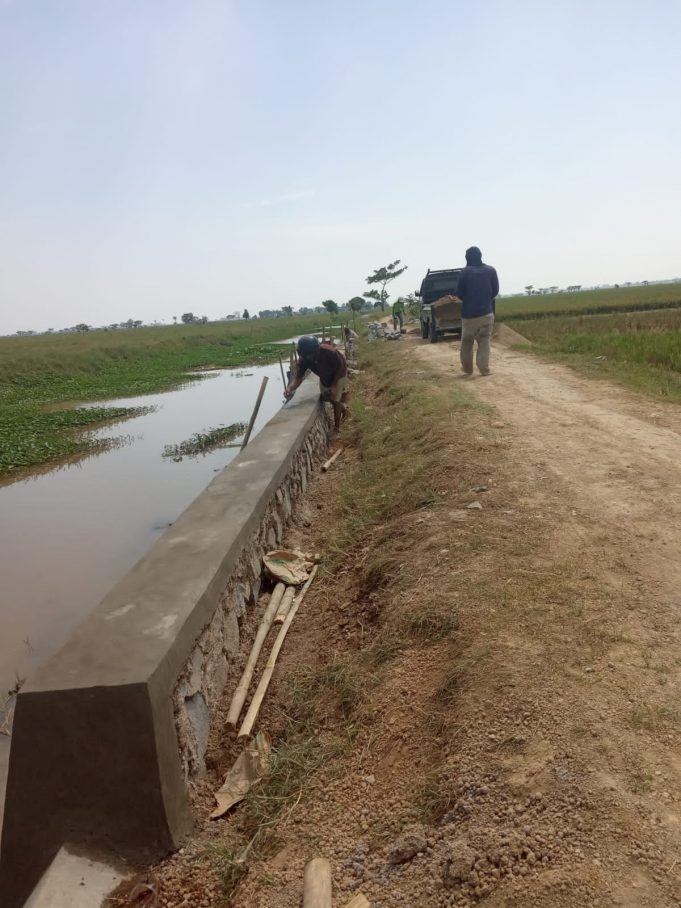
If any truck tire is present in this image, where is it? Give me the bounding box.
[429,318,438,343]
[421,320,428,339]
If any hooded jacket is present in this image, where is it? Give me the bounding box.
[456,247,499,319]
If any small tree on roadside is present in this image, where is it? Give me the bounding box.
[242,309,250,320]
[282,305,293,316]
[400,292,421,318]
[348,296,364,329]
[363,289,382,309]
[365,259,408,311]
[322,299,338,318]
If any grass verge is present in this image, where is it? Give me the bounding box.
[507,306,681,402]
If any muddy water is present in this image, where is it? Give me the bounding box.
[0,363,287,826]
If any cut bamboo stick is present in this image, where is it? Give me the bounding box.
[241,376,269,450]
[238,565,318,739]
[321,447,343,472]
[343,895,370,908]
[274,586,295,624]
[226,584,286,727]
[302,858,332,908]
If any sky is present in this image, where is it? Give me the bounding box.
[1,0,680,334]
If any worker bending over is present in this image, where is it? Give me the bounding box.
[284,335,348,436]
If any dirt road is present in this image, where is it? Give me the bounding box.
[423,332,681,604]
[416,333,681,904]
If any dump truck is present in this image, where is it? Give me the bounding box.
[417,268,463,343]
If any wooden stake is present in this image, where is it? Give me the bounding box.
[241,376,269,450]
[302,858,332,908]
[343,895,370,908]
[226,584,285,727]
[238,565,318,739]
[278,354,286,387]
[321,447,343,472]
[274,586,295,624]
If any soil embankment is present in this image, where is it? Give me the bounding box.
[141,335,681,908]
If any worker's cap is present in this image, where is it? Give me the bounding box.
[297,335,320,357]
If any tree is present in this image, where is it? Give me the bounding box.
[282,305,293,316]
[365,259,408,311]
[74,323,90,332]
[133,320,143,328]
[181,312,195,324]
[363,289,382,308]
[400,292,421,317]
[322,299,338,316]
[524,285,534,296]
[172,315,177,324]
[243,309,250,320]
[348,296,364,313]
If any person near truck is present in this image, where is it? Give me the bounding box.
[392,298,405,332]
[284,335,348,435]
[456,246,499,376]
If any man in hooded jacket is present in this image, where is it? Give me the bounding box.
[456,246,499,376]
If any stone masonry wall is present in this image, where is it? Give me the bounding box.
[173,410,329,781]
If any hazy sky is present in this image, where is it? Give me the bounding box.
[1,0,680,334]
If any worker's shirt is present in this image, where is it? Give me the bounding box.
[456,264,499,319]
[296,345,347,386]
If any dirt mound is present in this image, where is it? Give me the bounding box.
[494,322,531,346]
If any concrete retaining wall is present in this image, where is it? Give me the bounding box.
[0,381,328,908]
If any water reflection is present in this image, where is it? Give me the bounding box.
[0,362,285,718]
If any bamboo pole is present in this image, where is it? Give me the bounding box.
[226,584,286,727]
[240,376,269,450]
[344,895,370,908]
[321,448,343,472]
[274,586,295,624]
[278,354,286,387]
[238,565,318,739]
[302,858,332,908]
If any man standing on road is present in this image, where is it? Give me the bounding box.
[284,335,348,436]
[456,246,499,376]
[392,297,405,332]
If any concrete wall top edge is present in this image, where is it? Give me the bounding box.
[23,380,323,694]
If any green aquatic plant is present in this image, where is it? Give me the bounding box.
[162,423,247,460]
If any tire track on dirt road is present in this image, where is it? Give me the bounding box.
[419,336,681,607]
